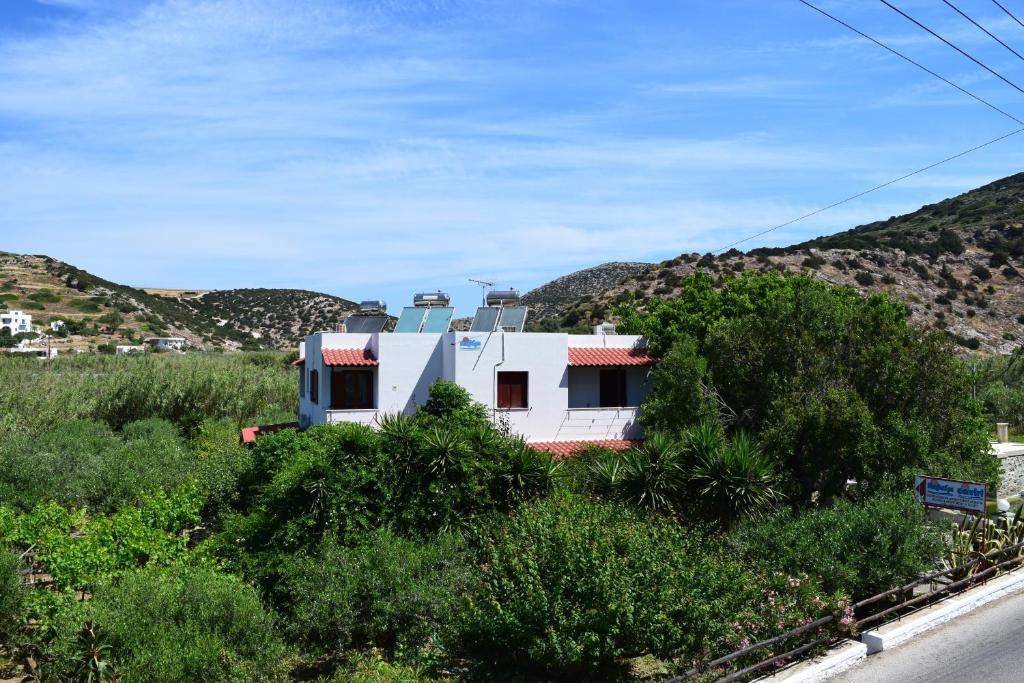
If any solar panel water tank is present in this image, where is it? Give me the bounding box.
[485,289,520,307]
[497,306,528,333]
[470,306,500,332]
[395,307,427,333]
[413,292,450,308]
[359,300,387,313]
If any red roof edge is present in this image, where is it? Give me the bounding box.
[292,357,305,366]
[529,438,642,459]
[240,421,300,446]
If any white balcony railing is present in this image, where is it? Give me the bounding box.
[325,409,379,426]
[555,407,642,441]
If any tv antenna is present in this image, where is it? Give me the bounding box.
[468,278,494,307]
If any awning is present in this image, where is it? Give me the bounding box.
[567,347,658,367]
[322,348,378,367]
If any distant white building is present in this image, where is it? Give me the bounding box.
[296,293,656,445]
[115,345,146,355]
[8,346,57,360]
[144,337,187,352]
[50,320,65,332]
[0,310,32,335]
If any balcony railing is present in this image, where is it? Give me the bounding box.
[556,407,642,441]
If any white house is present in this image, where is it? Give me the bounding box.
[50,320,65,332]
[0,310,32,335]
[8,346,57,360]
[296,298,656,445]
[144,337,187,351]
[115,345,146,355]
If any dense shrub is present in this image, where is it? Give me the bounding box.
[0,550,25,647]
[854,271,875,287]
[460,495,842,679]
[0,353,296,436]
[639,336,715,431]
[620,272,998,502]
[282,529,473,661]
[0,419,195,513]
[734,494,943,601]
[79,565,286,683]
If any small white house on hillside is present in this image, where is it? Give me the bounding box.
[296,294,656,445]
[144,337,187,351]
[0,311,32,335]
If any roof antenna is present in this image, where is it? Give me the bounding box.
[468,278,494,307]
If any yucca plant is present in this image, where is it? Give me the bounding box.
[585,448,624,497]
[946,504,1024,576]
[680,419,726,465]
[689,431,781,529]
[617,432,685,513]
[422,426,470,477]
[499,439,563,503]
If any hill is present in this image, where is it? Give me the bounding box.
[0,253,357,352]
[520,262,652,320]
[175,288,359,349]
[529,173,1024,354]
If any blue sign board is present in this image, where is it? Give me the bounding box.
[458,336,482,350]
[914,475,987,514]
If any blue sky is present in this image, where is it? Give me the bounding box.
[4,0,1024,315]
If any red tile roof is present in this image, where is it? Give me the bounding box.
[292,357,304,366]
[322,348,378,366]
[529,439,641,458]
[240,422,300,445]
[567,347,658,367]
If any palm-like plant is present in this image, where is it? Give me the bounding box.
[499,438,563,503]
[422,426,470,477]
[689,430,780,528]
[617,432,685,513]
[586,448,624,497]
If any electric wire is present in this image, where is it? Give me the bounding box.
[707,2,1024,253]
[711,127,1024,253]
[943,0,1024,64]
[880,0,1024,96]
[799,0,1024,125]
[992,0,1024,32]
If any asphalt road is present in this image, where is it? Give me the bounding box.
[834,589,1024,683]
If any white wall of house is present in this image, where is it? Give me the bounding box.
[298,329,651,442]
[0,311,32,335]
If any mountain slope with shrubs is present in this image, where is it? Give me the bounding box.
[529,173,1024,353]
[0,252,358,351]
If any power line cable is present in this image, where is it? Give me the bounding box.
[711,128,1024,254]
[880,0,1024,96]
[799,0,1024,125]
[705,2,1024,253]
[992,0,1024,32]
[943,0,1024,64]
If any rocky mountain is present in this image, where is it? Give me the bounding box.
[0,253,358,351]
[521,262,652,320]
[530,173,1024,354]
[175,288,359,349]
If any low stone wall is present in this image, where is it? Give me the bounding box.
[999,452,1024,497]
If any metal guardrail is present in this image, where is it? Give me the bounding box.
[666,538,1024,682]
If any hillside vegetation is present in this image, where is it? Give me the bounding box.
[0,254,357,351]
[530,173,1024,353]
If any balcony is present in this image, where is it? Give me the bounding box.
[555,407,642,441]
[325,409,379,426]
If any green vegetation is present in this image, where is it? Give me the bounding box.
[0,270,1010,681]
[617,272,997,503]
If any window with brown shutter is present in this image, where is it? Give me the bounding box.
[497,371,528,409]
[331,369,374,410]
[599,368,628,407]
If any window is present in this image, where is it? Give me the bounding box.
[331,369,374,410]
[599,368,628,407]
[497,371,528,409]
[298,364,306,398]
[310,369,319,405]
